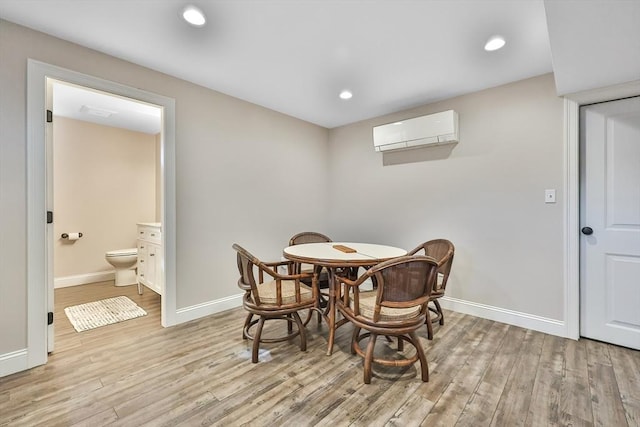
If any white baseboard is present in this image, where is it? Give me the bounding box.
[175,293,567,338]
[440,296,567,338]
[54,271,115,288]
[175,293,244,324]
[0,348,28,378]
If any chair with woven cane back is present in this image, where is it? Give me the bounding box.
[289,232,332,321]
[335,255,439,384]
[233,243,317,363]
[408,239,455,340]
[289,232,333,285]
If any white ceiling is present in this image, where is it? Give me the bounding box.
[544,0,640,96]
[52,82,162,134]
[1,0,638,130]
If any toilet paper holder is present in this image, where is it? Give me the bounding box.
[61,232,83,239]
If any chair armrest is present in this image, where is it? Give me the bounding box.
[408,245,421,256]
[255,259,296,282]
[407,246,447,267]
[280,271,315,281]
[263,259,293,268]
[334,273,369,288]
[335,271,371,311]
[258,260,314,281]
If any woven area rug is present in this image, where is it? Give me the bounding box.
[64,296,147,332]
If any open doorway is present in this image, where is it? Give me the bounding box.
[48,80,163,352]
[27,60,176,370]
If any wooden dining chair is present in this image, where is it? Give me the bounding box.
[233,243,317,363]
[289,232,332,279]
[408,239,455,339]
[335,255,439,383]
[289,231,332,246]
[289,231,333,285]
[289,232,333,320]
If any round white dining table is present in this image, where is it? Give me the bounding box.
[283,242,407,355]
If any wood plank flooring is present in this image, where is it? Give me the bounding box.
[1,281,639,426]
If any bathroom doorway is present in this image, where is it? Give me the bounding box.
[48,79,163,351]
[25,60,177,369]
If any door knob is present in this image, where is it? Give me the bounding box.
[581,227,593,235]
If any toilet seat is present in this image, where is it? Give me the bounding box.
[106,248,137,257]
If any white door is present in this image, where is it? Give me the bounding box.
[580,96,640,350]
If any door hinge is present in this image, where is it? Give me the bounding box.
[46,110,53,123]
[47,312,53,325]
[47,211,53,224]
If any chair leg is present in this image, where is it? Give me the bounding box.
[242,313,254,339]
[287,313,293,335]
[425,312,434,340]
[434,299,444,325]
[301,308,312,326]
[314,292,323,325]
[409,331,429,382]
[351,326,361,355]
[252,317,266,363]
[292,311,307,352]
[364,333,378,384]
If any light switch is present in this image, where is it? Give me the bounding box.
[545,189,556,203]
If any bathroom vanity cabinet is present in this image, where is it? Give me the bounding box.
[136,223,162,295]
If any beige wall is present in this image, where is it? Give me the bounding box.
[327,74,564,320]
[0,20,329,355]
[53,117,157,279]
[0,17,564,362]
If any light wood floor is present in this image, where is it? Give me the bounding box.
[1,282,639,426]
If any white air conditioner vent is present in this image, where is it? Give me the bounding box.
[373,110,459,152]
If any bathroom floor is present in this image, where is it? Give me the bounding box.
[54,281,161,352]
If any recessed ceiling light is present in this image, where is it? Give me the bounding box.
[484,35,506,51]
[182,5,206,27]
[339,90,353,100]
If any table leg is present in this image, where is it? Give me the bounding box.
[327,267,336,356]
[303,267,330,327]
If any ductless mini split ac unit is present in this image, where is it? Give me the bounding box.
[372,110,459,152]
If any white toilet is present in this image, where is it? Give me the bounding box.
[105,248,138,286]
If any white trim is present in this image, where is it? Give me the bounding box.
[27,59,177,372]
[175,294,244,324]
[564,79,640,105]
[159,91,177,328]
[0,349,28,378]
[54,271,115,288]
[564,98,580,340]
[183,293,567,337]
[440,296,566,337]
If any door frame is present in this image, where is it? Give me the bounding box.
[563,79,640,341]
[26,59,177,368]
